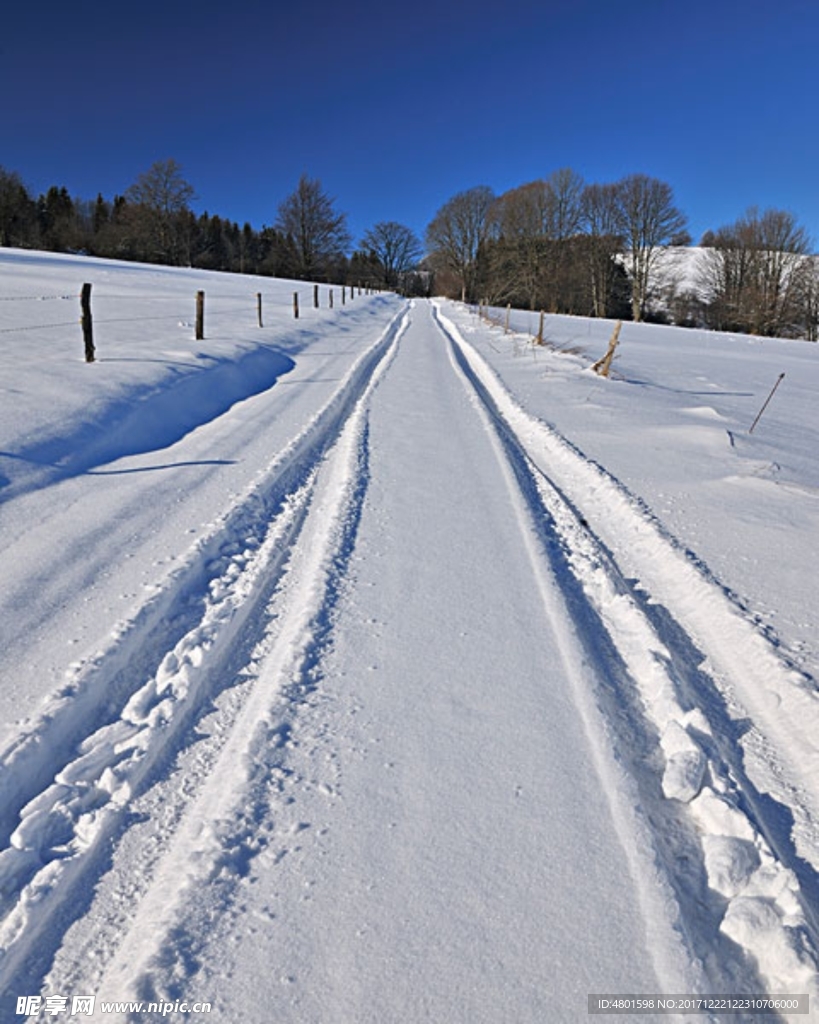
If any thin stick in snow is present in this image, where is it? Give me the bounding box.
[749,372,785,434]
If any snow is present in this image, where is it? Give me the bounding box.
[1,249,818,1021]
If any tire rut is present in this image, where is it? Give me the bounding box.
[0,305,409,1002]
[434,302,818,1005]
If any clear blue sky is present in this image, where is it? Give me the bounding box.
[2,0,818,252]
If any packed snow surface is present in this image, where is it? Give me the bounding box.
[1,250,818,1022]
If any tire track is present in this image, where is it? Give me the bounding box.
[433,302,818,1004]
[0,305,409,1002]
[76,305,404,1015]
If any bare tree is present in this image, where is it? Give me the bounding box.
[581,183,624,318]
[425,186,495,302]
[359,221,422,290]
[490,180,551,308]
[543,167,585,310]
[700,207,812,336]
[125,158,196,264]
[614,174,687,321]
[126,158,195,218]
[275,174,351,281]
[800,257,819,342]
[486,169,586,311]
[544,167,585,241]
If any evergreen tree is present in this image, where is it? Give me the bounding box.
[38,186,77,250]
[0,166,37,247]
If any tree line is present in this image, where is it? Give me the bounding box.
[2,159,817,338]
[425,170,819,339]
[0,160,425,294]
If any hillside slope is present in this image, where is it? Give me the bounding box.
[0,251,817,1021]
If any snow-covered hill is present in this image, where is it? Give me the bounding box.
[1,250,818,1021]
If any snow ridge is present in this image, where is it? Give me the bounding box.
[434,302,819,1001]
[1,345,297,503]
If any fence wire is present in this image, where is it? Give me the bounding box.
[0,321,79,335]
[0,294,76,302]
[0,282,373,343]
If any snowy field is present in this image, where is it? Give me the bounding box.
[0,249,818,1022]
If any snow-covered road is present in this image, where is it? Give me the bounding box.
[137,299,677,1022]
[0,271,817,1021]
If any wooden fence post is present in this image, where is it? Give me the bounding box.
[536,310,545,345]
[592,320,622,377]
[293,292,299,319]
[195,290,205,340]
[329,289,334,309]
[342,286,346,305]
[80,283,95,362]
[505,303,511,334]
[257,292,263,328]
[314,284,319,309]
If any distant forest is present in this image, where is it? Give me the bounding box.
[0,160,388,286]
[2,160,817,339]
